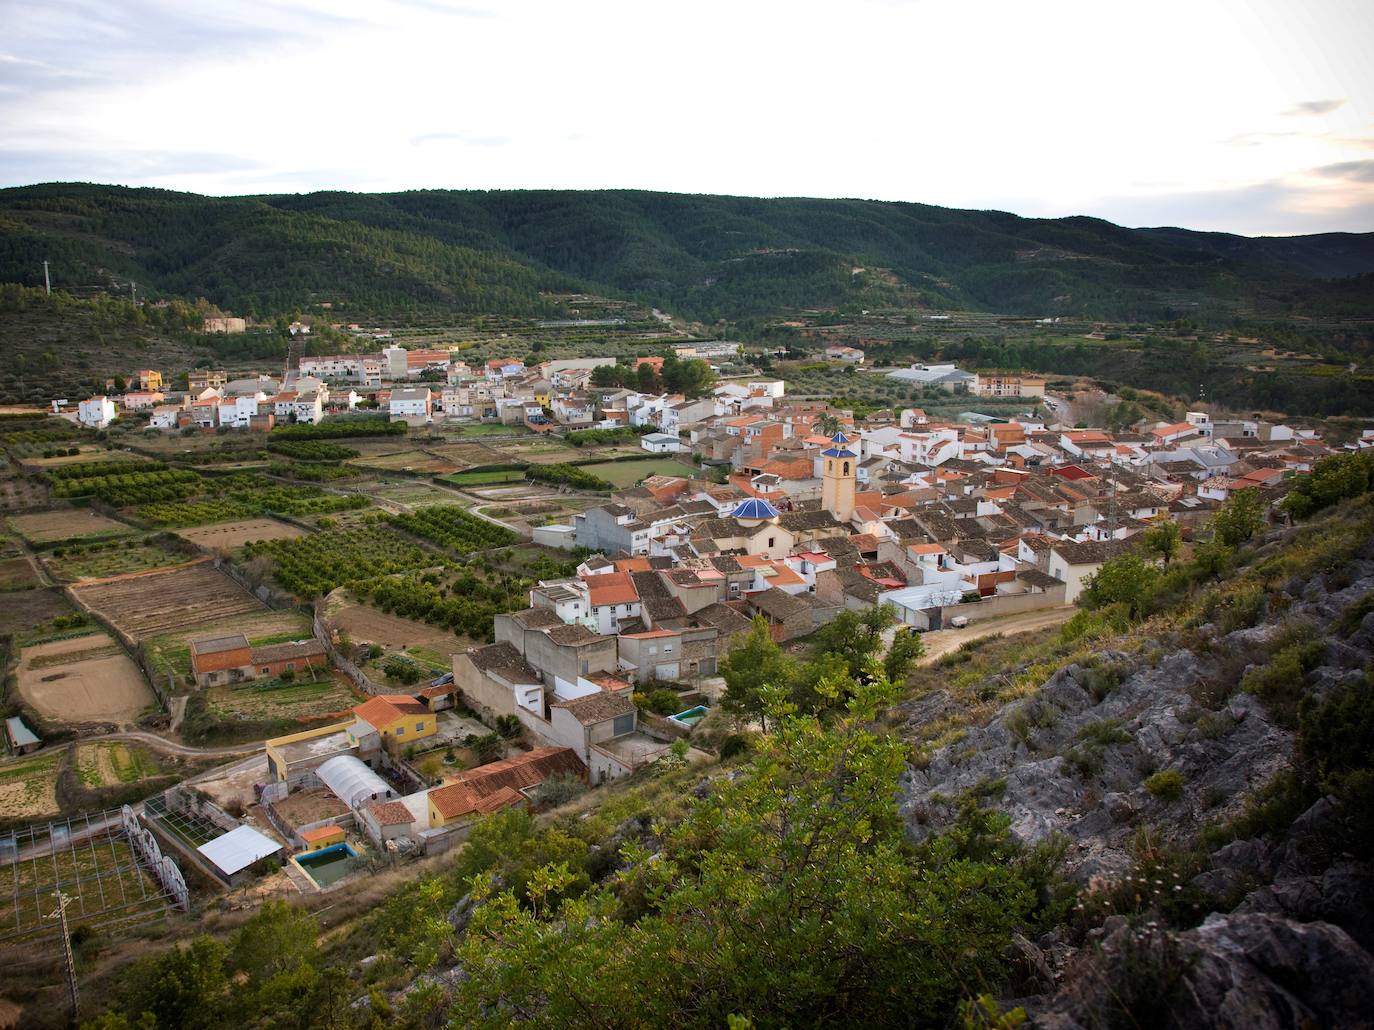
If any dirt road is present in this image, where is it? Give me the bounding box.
[916,606,1076,665]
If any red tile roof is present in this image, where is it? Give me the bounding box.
[428,747,583,819]
[354,695,428,729]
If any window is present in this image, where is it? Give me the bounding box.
[768,537,775,549]
[612,713,635,736]
[663,644,673,653]
[843,461,850,476]
[396,727,405,736]
[261,666,270,674]
[416,722,425,732]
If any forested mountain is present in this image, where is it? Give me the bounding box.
[2,183,1372,324]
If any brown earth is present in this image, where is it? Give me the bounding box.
[175,517,306,550]
[7,509,130,544]
[16,632,155,724]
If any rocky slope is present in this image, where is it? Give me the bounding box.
[895,540,1374,1027]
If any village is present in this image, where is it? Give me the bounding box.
[3,324,1369,939]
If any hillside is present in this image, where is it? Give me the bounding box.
[22,454,1374,1029]
[3,183,1373,325]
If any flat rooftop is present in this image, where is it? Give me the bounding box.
[275,730,354,767]
[595,732,671,766]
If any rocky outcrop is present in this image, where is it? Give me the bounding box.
[1028,913,1374,1029]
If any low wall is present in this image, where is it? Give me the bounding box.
[936,586,1067,627]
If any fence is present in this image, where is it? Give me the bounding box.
[934,586,1068,627]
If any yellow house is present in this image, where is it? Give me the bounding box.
[353,695,436,744]
[265,721,354,782]
[299,824,346,851]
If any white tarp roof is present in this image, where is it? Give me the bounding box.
[317,754,392,810]
[198,825,282,876]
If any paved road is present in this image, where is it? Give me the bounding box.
[916,606,1076,665]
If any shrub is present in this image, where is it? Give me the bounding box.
[719,733,753,760]
[1239,639,1324,727]
[494,714,521,738]
[647,689,682,716]
[1144,770,1185,801]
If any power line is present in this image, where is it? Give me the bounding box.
[45,891,80,1021]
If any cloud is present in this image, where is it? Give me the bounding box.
[410,131,511,148]
[1284,99,1345,116]
[1084,178,1374,236]
[1313,160,1374,182]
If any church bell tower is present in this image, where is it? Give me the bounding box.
[821,431,857,522]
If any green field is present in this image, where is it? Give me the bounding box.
[45,539,187,581]
[207,673,358,721]
[574,458,698,487]
[441,469,528,486]
[445,424,533,438]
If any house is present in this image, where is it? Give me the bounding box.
[264,722,358,784]
[149,404,183,430]
[886,363,976,390]
[122,390,165,411]
[452,641,544,722]
[744,587,815,641]
[188,369,228,391]
[1151,422,1203,448]
[426,747,584,828]
[130,369,164,391]
[641,432,682,454]
[485,358,526,380]
[77,396,117,429]
[360,800,416,847]
[190,634,327,687]
[826,345,865,363]
[389,387,432,422]
[548,691,651,784]
[973,373,1046,399]
[1046,539,1130,604]
[352,695,437,745]
[299,825,346,852]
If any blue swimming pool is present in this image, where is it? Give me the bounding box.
[669,705,708,726]
[295,843,358,887]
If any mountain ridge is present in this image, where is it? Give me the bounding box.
[2,182,1372,324]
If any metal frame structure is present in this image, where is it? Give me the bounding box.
[143,792,225,851]
[0,808,186,946]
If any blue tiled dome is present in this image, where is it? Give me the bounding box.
[732,498,780,520]
[822,431,857,458]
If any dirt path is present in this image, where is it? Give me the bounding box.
[83,729,264,758]
[916,606,1076,665]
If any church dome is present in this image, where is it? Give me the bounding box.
[732,498,780,522]
[821,431,857,458]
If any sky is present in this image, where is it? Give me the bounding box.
[2,0,1372,236]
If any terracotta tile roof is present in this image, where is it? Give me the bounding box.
[190,634,250,656]
[250,639,326,664]
[428,747,584,820]
[354,694,428,729]
[463,642,539,683]
[300,824,344,842]
[587,571,639,606]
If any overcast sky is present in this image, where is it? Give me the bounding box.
[2,0,1372,236]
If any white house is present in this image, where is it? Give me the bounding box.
[77,396,117,429]
[149,404,182,430]
[825,345,865,363]
[289,392,324,424]
[389,387,432,422]
[641,432,682,454]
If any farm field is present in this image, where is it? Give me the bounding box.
[422,442,509,467]
[388,504,517,553]
[174,517,307,550]
[143,609,313,683]
[206,669,359,722]
[349,449,459,474]
[359,480,461,509]
[441,468,526,486]
[0,587,70,636]
[443,423,532,438]
[0,473,49,512]
[42,538,188,582]
[0,554,41,590]
[74,742,164,789]
[72,563,264,640]
[0,753,62,821]
[574,457,698,486]
[16,447,143,469]
[8,508,132,544]
[241,523,439,598]
[15,631,155,724]
[323,590,463,653]
[481,495,599,531]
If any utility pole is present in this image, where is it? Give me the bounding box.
[43,260,51,295]
[46,891,79,1021]
[130,280,136,305]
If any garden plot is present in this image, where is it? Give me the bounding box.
[322,590,460,655]
[72,563,264,640]
[0,753,62,822]
[8,508,132,544]
[0,587,69,637]
[361,480,460,509]
[175,517,306,550]
[43,538,189,582]
[16,631,155,724]
[206,669,359,723]
[0,554,41,591]
[143,609,313,683]
[0,474,48,512]
[421,442,509,468]
[575,457,698,487]
[349,449,459,475]
[74,742,164,789]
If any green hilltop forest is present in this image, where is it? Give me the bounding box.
[3,182,1373,325]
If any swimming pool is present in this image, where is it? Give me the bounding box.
[669,705,708,726]
[295,843,358,887]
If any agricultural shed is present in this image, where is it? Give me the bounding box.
[316,754,395,810]
[198,825,282,884]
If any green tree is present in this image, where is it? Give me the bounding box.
[445,673,1034,1028]
[810,604,898,680]
[1142,519,1181,566]
[814,412,842,437]
[719,615,795,731]
[1211,487,1265,548]
[885,626,926,685]
[122,936,229,1030]
[636,362,659,392]
[1080,553,1161,618]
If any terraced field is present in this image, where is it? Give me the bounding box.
[74,742,164,788]
[8,508,132,544]
[43,539,189,582]
[0,753,62,821]
[72,563,263,640]
[206,670,359,722]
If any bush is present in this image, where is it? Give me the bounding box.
[1239,639,1325,726]
[1144,770,1185,801]
[494,714,521,738]
[647,689,682,716]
